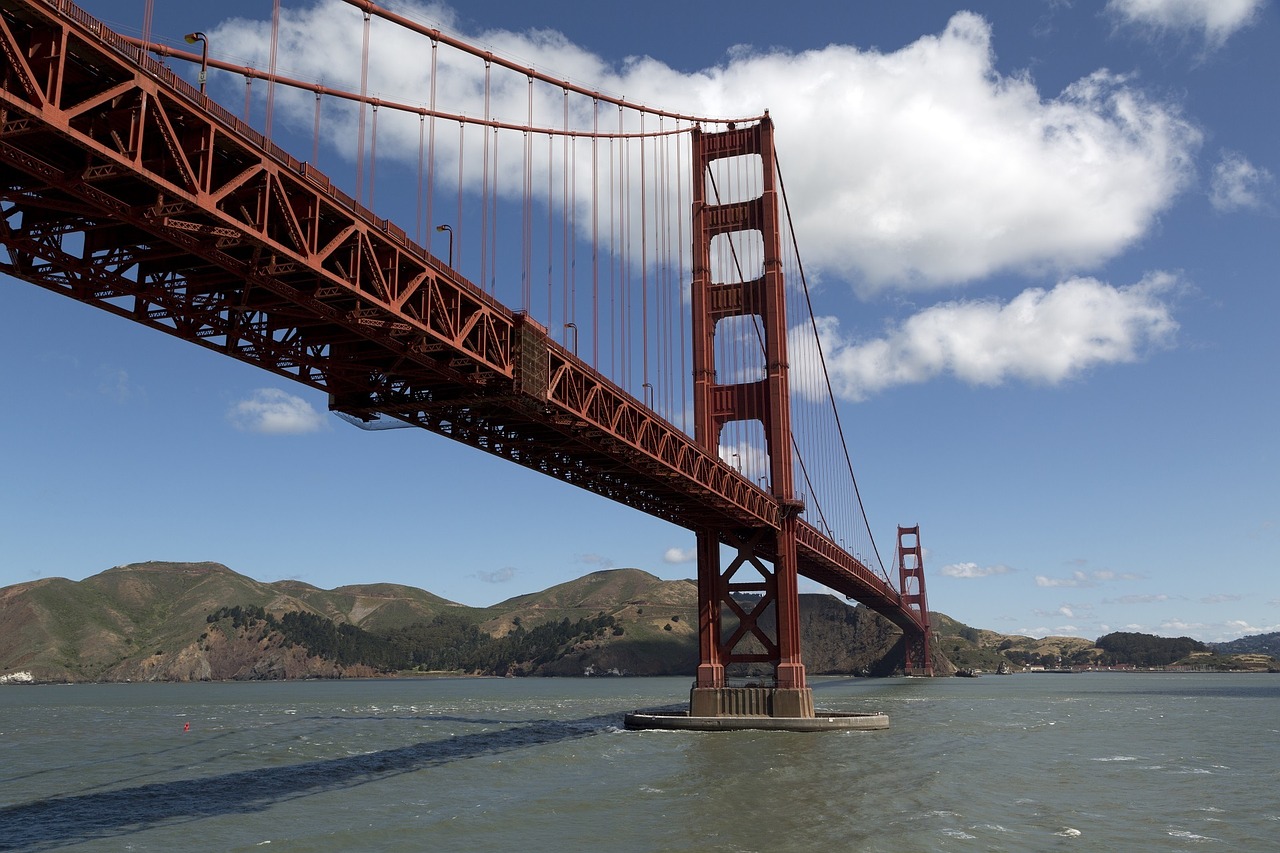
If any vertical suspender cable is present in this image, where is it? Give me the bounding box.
[608,131,616,377]
[312,90,322,167]
[368,102,379,208]
[455,121,464,271]
[547,132,554,325]
[480,61,491,293]
[592,98,600,367]
[677,123,687,432]
[639,112,649,407]
[355,11,371,203]
[490,126,499,295]
[141,0,153,52]
[266,0,280,138]
[416,113,425,245]
[622,106,631,390]
[426,39,438,247]
[562,89,570,340]
[522,76,533,311]
[570,134,578,339]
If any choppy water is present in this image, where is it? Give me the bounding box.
[1,673,1277,851]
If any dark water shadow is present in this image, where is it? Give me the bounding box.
[0,712,623,851]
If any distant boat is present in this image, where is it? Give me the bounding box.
[955,668,982,678]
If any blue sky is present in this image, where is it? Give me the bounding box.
[1,0,1276,643]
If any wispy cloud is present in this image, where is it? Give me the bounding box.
[475,566,517,584]
[1018,624,1086,638]
[1107,0,1266,48]
[940,562,1014,579]
[97,366,143,404]
[794,274,1179,401]
[1036,569,1143,588]
[576,553,615,570]
[228,389,327,435]
[1159,617,1280,642]
[1209,150,1275,213]
[1103,593,1175,605]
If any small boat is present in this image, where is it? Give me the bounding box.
[955,668,982,677]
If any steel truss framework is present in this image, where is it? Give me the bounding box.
[0,0,929,653]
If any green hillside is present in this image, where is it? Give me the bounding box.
[4,561,1270,683]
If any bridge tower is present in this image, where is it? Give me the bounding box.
[897,525,934,676]
[689,116,813,718]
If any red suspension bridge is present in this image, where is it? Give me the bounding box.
[0,0,934,718]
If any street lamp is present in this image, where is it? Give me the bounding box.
[184,32,208,95]
[435,223,453,268]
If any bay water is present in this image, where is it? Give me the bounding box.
[1,673,1277,851]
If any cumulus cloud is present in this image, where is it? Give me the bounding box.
[663,547,696,564]
[940,562,1014,579]
[1108,0,1265,47]
[1209,151,1275,212]
[228,389,327,434]
[210,3,1200,290]
[475,566,517,583]
[793,273,1180,401]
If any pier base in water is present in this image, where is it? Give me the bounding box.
[623,710,888,732]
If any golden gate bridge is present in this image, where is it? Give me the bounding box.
[0,0,933,721]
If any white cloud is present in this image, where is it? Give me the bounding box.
[1159,617,1280,642]
[1036,569,1143,588]
[663,547,696,564]
[228,389,327,434]
[1103,593,1173,604]
[1209,151,1275,212]
[210,4,1201,290]
[475,566,517,584]
[793,273,1179,401]
[1018,624,1088,638]
[940,562,1014,579]
[1201,593,1244,604]
[1108,0,1266,47]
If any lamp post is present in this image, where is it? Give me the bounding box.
[184,32,208,95]
[435,223,453,268]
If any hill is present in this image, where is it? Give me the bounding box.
[1211,632,1280,657]
[0,562,943,682]
[0,562,471,682]
[4,562,1272,683]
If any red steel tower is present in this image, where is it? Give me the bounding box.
[689,116,813,717]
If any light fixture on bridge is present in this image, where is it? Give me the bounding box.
[183,32,208,95]
[435,223,453,268]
